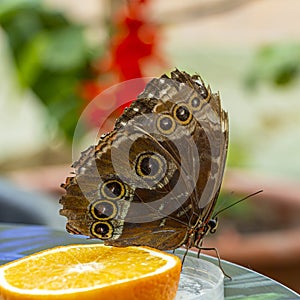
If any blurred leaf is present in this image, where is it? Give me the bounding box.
[38,9,69,29]
[42,27,87,72]
[32,70,87,140]
[227,142,249,168]
[0,9,42,51]
[17,32,48,86]
[0,0,40,20]
[0,1,97,141]
[245,43,300,89]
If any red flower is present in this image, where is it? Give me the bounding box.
[102,0,163,80]
[80,0,165,129]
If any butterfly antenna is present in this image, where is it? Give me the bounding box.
[213,190,263,218]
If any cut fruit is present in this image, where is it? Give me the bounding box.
[0,244,181,300]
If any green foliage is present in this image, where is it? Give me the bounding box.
[227,142,249,168]
[0,0,98,141]
[245,42,300,88]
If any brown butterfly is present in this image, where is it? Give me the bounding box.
[60,69,229,253]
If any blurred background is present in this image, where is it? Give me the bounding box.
[0,0,299,292]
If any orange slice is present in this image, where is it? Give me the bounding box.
[0,244,181,300]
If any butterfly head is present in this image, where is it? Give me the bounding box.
[207,218,218,234]
[193,217,219,248]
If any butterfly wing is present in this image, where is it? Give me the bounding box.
[60,70,228,250]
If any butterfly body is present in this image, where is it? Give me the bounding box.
[60,69,228,251]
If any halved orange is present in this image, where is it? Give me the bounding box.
[0,244,181,300]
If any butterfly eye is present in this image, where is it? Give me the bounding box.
[90,200,117,220]
[173,104,192,125]
[156,115,176,134]
[136,152,165,179]
[91,221,114,240]
[100,179,125,200]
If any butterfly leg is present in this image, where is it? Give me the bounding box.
[180,246,190,266]
[180,236,194,266]
[197,240,204,258]
[197,246,232,280]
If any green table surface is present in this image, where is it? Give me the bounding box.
[0,223,299,299]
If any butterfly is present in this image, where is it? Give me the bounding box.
[60,69,229,253]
